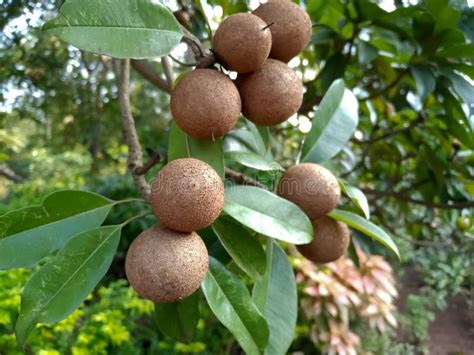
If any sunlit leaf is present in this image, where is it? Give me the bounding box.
[43,0,182,58]
[0,190,113,270]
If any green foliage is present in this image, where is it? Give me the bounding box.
[0,191,113,269]
[201,257,269,355]
[301,79,359,163]
[405,294,436,341]
[252,240,297,355]
[1,0,472,352]
[212,217,267,280]
[168,121,225,178]
[328,210,400,258]
[16,225,122,345]
[43,0,183,59]
[223,185,314,244]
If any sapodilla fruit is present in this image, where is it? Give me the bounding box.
[253,0,312,63]
[171,69,241,139]
[277,163,340,220]
[297,216,350,264]
[213,13,272,73]
[125,226,208,303]
[151,158,224,232]
[237,59,303,125]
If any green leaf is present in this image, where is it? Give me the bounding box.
[223,186,313,245]
[201,257,269,355]
[225,129,264,154]
[410,64,436,102]
[327,210,400,259]
[15,225,122,345]
[212,218,266,280]
[443,71,474,119]
[225,152,283,172]
[436,43,474,59]
[339,181,370,219]
[301,79,359,163]
[43,0,182,59]
[253,240,297,355]
[168,122,225,178]
[358,40,379,65]
[154,291,200,342]
[245,120,268,155]
[0,190,113,270]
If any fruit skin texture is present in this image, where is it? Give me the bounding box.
[151,158,224,232]
[277,163,340,220]
[297,216,350,264]
[171,69,241,139]
[213,13,272,74]
[125,226,209,303]
[237,59,303,126]
[253,0,312,63]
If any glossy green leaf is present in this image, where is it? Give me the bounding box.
[225,152,283,172]
[201,257,269,355]
[0,190,113,270]
[225,129,263,154]
[245,120,269,155]
[327,210,400,259]
[410,64,436,102]
[302,79,359,163]
[358,40,379,65]
[16,225,122,345]
[253,240,297,355]
[154,291,200,342]
[212,218,266,280]
[436,43,474,59]
[339,181,370,219]
[223,186,313,245]
[168,122,225,178]
[43,0,182,59]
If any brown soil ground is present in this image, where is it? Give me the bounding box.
[397,266,474,355]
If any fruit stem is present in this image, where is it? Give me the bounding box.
[121,212,153,227]
[262,22,274,31]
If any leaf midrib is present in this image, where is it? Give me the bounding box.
[46,25,181,34]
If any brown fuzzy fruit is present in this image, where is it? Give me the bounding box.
[297,216,350,264]
[125,226,208,303]
[237,59,303,125]
[151,158,224,232]
[213,13,272,74]
[277,163,340,220]
[253,0,312,63]
[171,69,241,139]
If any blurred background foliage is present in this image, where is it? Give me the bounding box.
[0,0,472,353]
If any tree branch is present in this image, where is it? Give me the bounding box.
[161,56,174,88]
[0,164,24,183]
[360,68,409,102]
[116,59,151,201]
[130,59,171,93]
[225,168,266,188]
[357,112,426,144]
[363,188,474,210]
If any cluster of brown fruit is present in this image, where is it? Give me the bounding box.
[278,163,350,264]
[125,1,348,305]
[171,0,312,138]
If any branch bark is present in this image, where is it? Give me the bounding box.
[225,168,266,188]
[117,59,151,201]
[0,164,24,183]
[130,59,171,93]
[363,188,474,210]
